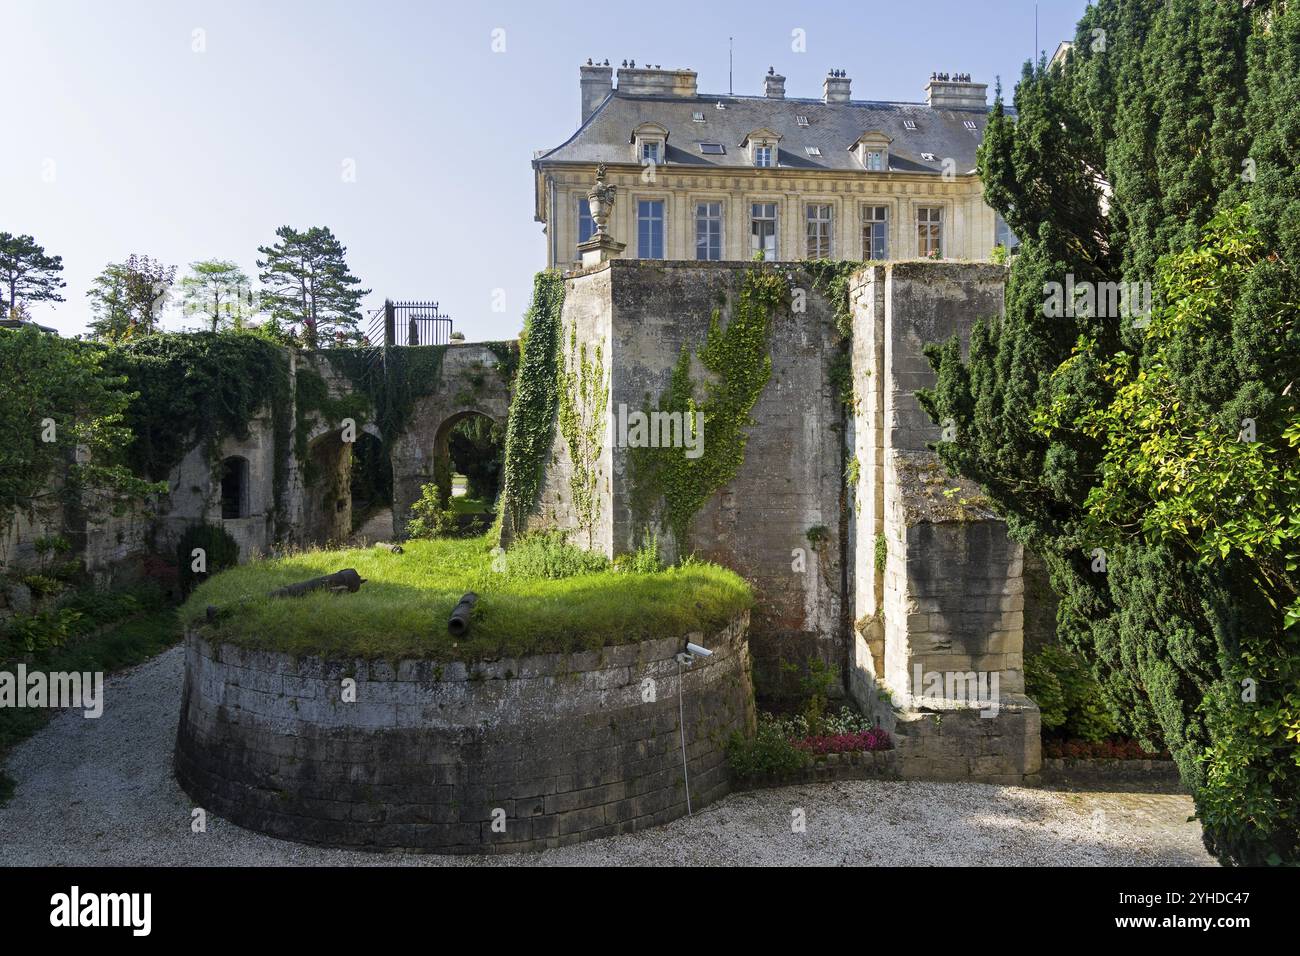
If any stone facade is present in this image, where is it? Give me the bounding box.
[175,614,754,853]
[519,257,1041,782]
[535,63,1008,269]
[530,260,847,700]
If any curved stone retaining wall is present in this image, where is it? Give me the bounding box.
[175,613,753,853]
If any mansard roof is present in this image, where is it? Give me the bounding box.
[535,90,993,175]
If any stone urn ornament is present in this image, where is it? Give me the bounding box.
[578,162,626,266]
[587,162,617,236]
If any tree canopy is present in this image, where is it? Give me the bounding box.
[924,0,1300,865]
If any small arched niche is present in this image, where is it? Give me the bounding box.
[219,456,250,520]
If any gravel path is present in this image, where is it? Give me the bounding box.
[0,646,1214,866]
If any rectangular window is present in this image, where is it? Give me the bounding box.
[805,204,834,259]
[866,150,884,171]
[750,202,778,261]
[695,202,723,261]
[796,115,809,127]
[861,205,888,260]
[641,141,660,165]
[754,145,773,168]
[638,199,665,259]
[577,198,594,252]
[918,206,944,258]
[699,143,725,155]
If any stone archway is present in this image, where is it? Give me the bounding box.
[302,429,353,546]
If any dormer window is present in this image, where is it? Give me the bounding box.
[631,122,668,167]
[851,130,892,172]
[692,111,705,122]
[903,119,918,131]
[796,115,809,127]
[741,128,782,169]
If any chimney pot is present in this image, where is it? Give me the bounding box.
[823,70,851,104]
[924,71,988,110]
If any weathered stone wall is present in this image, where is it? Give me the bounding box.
[0,342,515,580]
[525,260,847,700]
[174,614,754,853]
[847,262,1040,782]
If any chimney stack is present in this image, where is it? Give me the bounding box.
[580,61,614,123]
[616,65,698,98]
[924,72,988,110]
[764,67,786,99]
[822,69,851,104]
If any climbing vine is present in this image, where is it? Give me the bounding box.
[630,266,787,548]
[556,323,608,548]
[321,345,447,453]
[101,332,294,525]
[293,366,371,485]
[498,272,566,536]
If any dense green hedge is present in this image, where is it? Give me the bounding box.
[924,0,1300,865]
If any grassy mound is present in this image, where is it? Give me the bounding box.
[180,534,753,661]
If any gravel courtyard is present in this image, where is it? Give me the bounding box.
[0,646,1214,867]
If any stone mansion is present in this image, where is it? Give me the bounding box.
[533,62,1012,269]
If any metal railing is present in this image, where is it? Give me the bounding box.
[363,299,455,368]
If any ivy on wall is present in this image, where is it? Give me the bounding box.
[556,323,608,548]
[630,267,787,548]
[293,366,371,486]
[102,332,294,525]
[321,346,446,454]
[498,272,566,536]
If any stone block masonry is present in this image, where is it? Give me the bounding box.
[174,614,754,853]
[529,260,848,701]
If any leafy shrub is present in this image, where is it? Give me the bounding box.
[781,655,840,737]
[405,483,457,539]
[503,530,609,579]
[176,522,240,594]
[726,717,810,778]
[1025,645,1119,742]
[613,533,662,574]
[2,608,83,657]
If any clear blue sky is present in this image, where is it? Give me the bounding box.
[1,0,1089,341]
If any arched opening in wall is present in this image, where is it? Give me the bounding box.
[349,431,393,541]
[303,431,351,546]
[435,412,505,534]
[220,456,250,519]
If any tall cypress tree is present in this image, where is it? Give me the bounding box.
[926,0,1299,864]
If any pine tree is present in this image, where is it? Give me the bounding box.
[256,226,370,348]
[0,232,66,317]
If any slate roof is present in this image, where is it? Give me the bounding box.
[535,91,993,176]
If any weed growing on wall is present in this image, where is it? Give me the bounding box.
[498,272,566,536]
[556,323,608,548]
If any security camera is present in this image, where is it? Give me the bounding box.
[685,642,713,658]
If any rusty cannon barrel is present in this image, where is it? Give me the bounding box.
[268,568,365,599]
[448,592,478,637]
